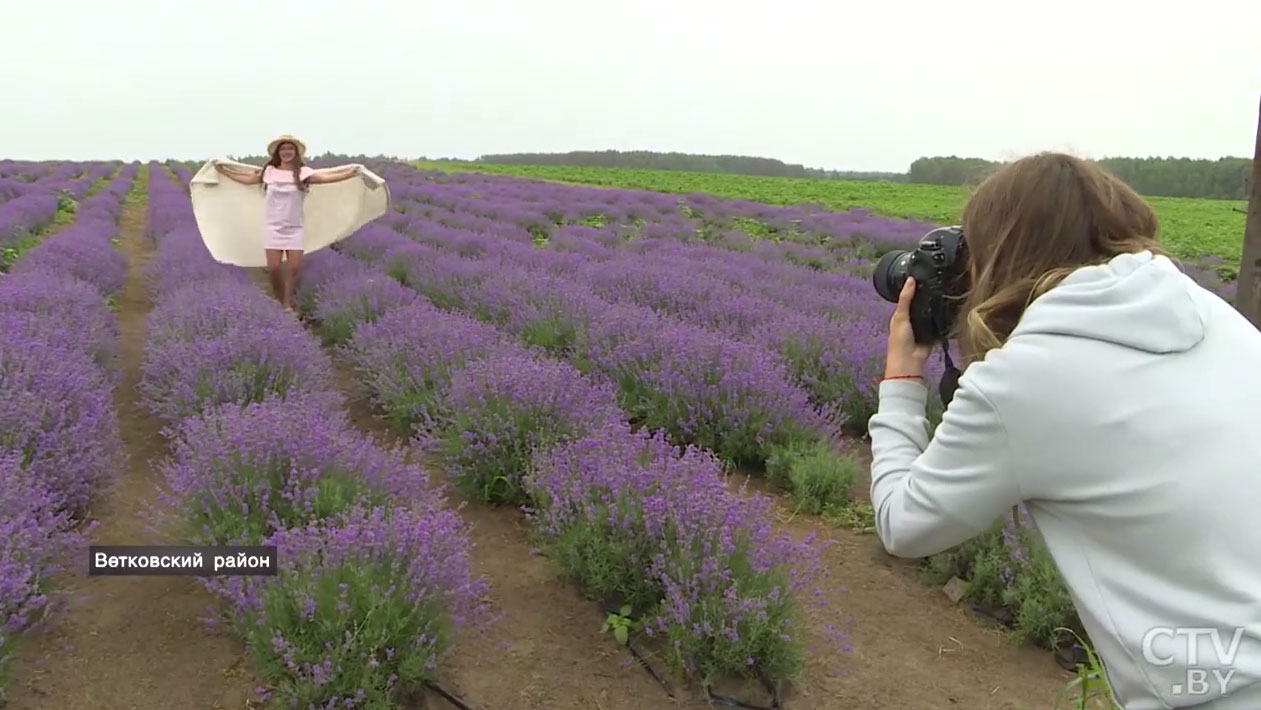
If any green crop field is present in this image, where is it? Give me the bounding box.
[421,161,1248,270]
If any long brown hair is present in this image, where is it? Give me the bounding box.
[953,152,1164,362]
[262,141,307,193]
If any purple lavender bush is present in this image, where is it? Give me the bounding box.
[0,300,117,377]
[0,268,118,372]
[292,248,379,314]
[142,218,252,298]
[0,335,122,513]
[575,304,839,466]
[138,285,335,423]
[379,243,496,314]
[208,506,490,709]
[308,270,420,345]
[12,222,127,296]
[340,301,514,433]
[0,451,87,680]
[442,264,612,356]
[527,422,828,686]
[154,393,431,547]
[0,191,59,258]
[335,223,411,263]
[570,254,888,425]
[145,280,293,350]
[421,349,626,505]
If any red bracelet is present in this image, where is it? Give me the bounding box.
[883,375,923,381]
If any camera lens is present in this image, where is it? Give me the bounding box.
[872,250,910,303]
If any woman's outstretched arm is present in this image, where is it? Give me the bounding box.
[215,162,263,185]
[305,164,360,185]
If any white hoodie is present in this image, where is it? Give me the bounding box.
[868,251,1261,710]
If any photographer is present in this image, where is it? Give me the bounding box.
[867,152,1261,709]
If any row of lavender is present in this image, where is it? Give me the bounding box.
[355,214,911,427]
[295,244,840,692]
[376,165,933,257]
[165,157,1237,303]
[343,223,864,510]
[331,167,1080,650]
[164,161,192,185]
[0,160,115,194]
[0,162,120,256]
[372,163,1238,307]
[136,164,489,708]
[0,162,136,685]
[369,165,945,418]
[177,159,943,433]
[327,176,894,510]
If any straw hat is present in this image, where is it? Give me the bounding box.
[267,134,307,158]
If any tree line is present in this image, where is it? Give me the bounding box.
[473,150,837,178]
[470,150,1250,200]
[907,156,1251,200]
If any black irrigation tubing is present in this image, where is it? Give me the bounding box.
[1054,642,1091,673]
[967,604,1089,673]
[706,684,781,710]
[602,602,675,698]
[600,602,785,710]
[423,680,478,710]
[705,675,783,710]
[625,639,674,697]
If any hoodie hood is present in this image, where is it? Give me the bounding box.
[1008,250,1208,354]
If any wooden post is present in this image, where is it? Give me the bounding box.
[1237,93,1261,328]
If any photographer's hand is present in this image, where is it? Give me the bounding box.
[885,278,933,380]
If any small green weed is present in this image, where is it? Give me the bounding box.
[601,604,636,646]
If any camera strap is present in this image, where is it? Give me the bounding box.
[939,343,961,408]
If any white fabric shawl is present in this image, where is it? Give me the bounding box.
[189,158,389,267]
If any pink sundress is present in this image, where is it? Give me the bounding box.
[263,164,315,251]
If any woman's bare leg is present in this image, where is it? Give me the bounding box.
[282,249,303,311]
[264,249,284,303]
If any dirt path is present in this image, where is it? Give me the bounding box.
[758,485,1074,709]
[4,191,259,710]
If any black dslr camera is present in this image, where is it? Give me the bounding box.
[872,226,967,344]
[871,226,967,405]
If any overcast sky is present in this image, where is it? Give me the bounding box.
[1,0,1256,172]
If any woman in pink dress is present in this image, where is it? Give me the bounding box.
[214,135,360,312]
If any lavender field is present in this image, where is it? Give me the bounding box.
[1,157,1206,709]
